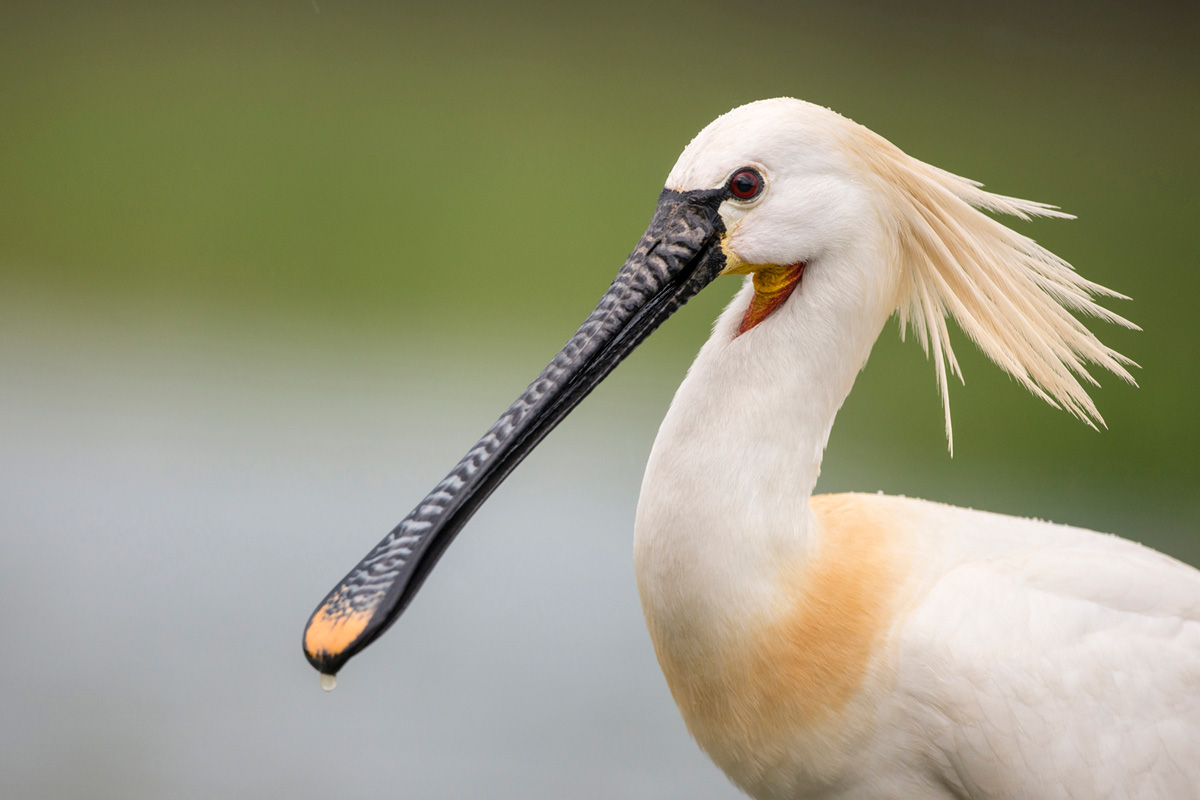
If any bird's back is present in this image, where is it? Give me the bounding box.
[849,493,1200,799]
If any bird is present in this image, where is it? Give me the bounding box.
[303,98,1200,798]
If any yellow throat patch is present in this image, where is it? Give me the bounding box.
[721,238,805,335]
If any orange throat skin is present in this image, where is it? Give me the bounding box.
[738,261,806,335]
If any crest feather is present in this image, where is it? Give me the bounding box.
[838,125,1137,454]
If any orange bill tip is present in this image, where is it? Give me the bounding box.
[304,601,372,663]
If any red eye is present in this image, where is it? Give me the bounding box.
[728,168,763,200]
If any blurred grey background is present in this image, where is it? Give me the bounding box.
[2,2,1197,798]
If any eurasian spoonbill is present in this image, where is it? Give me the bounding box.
[304,98,1199,798]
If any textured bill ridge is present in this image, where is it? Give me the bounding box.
[304,189,727,674]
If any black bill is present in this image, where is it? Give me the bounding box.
[303,188,729,678]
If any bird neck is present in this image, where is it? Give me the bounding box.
[634,240,895,636]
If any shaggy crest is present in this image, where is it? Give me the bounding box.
[837,122,1138,453]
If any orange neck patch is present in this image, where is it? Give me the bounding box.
[738,261,805,335]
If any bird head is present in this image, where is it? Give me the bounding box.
[666,98,1135,447]
[670,99,875,271]
[663,98,897,338]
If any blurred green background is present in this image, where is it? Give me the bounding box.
[2,2,1197,798]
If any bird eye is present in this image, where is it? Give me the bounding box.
[728,168,763,201]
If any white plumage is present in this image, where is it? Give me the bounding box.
[632,99,1199,798]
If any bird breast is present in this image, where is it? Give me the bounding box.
[636,492,918,796]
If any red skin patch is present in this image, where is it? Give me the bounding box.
[738,262,806,335]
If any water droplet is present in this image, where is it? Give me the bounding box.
[320,673,337,692]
